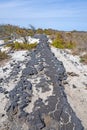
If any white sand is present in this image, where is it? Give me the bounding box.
[0,44,87,128]
[51,46,87,129]
[11,50,28,61]
[0,50,28,126]
[25,75,53,113]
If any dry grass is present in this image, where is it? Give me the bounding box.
[51,32,87,64]
[51,33,76,49]
[80,54,87,64]
[0,50,9,61]
[6,42,37,50]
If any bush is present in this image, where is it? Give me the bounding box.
[51,34,75,49]
[0,50,9,61]
[6,42,37,50]
[51,40,65,49]
[51,33,65,49]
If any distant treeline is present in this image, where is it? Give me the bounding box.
[0,24,61,37]
[0,24,87,51]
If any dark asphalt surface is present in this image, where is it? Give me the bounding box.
[0,34,84,130]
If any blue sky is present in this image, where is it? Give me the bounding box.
[0,0,87,31]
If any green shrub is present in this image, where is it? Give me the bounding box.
[6,42,37,50]
[51,34,75,49]
[51,40,65,49]
[51,34,65,49]
[0,51,9,61]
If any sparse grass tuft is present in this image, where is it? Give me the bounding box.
[6,42,37,50]
[0,50,9,61]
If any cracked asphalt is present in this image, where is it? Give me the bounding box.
[0,34,84,130]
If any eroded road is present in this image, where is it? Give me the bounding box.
[0,35,84,130]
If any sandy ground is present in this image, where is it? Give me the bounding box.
[0,48,54,128]
[0,50,27,128]
[51,46,87,129]
[0,44,87,129]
